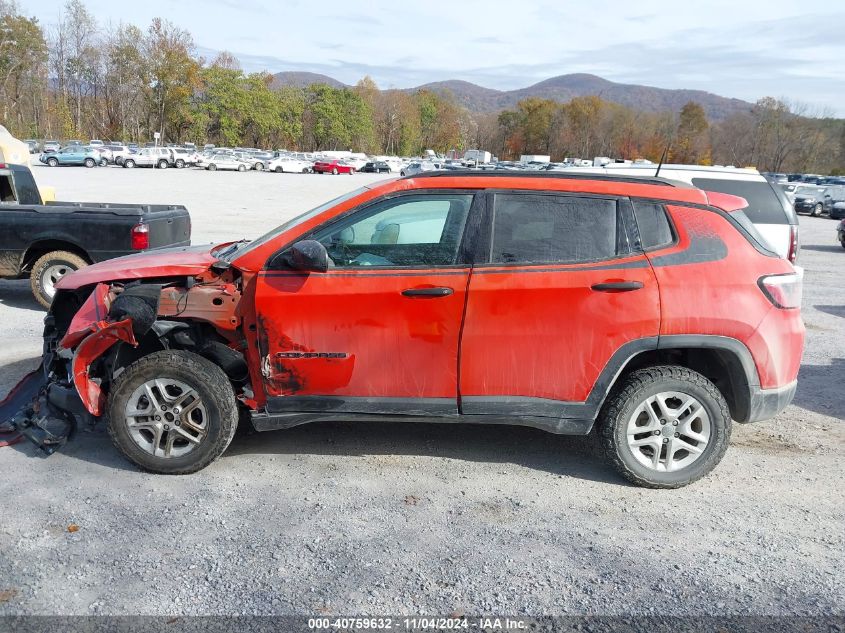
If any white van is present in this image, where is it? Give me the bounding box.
[568,164,800,262]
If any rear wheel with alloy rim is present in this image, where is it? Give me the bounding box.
[599,365,731,488]
[158,160,169,169]
[108,350,238,474]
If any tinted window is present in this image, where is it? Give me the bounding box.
[691,178,789,224]
[632,201,674,250]
[312,194,473,267]
[492,194,621,264]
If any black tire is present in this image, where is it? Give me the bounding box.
[598,365,732,489]
[274,166,283,173]
[349,168,355,175]
[254,162,263,171]
[99,159,108,167]
[175,159,185,168]
[302,168,309,173]
[107,350,238,474]
[84,158,95,168]
[811,203,822,217]
[208,163,217,171]
[124,159,135,168]
[30,250,88,309]
[238,164,246,172]
[47,157,58,167]
[157,159,169,169]
[332,168,338,175]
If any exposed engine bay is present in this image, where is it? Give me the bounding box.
[0,271,251,454]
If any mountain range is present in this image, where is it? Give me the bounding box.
[271,72,753,121]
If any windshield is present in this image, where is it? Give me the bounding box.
[221,186,372,262]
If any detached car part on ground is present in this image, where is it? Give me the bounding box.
[0,163,191,307]
[1,172,805,488]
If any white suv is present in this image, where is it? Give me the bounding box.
[569,164,800,262]
[121,147,175,169]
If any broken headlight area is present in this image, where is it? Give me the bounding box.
[2,282,159,454]
[2,276,249,455]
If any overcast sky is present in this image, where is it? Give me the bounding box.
[27,0,845,115]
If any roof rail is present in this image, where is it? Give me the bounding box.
[403,170,679,187]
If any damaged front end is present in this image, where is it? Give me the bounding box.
[1,270,250,455]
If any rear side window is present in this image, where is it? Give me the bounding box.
[691,178,791,225]
[491,194,624,264]
[632,201,674,250]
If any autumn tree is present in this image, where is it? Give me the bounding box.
[0,1,47,133]
[142,18,200,141]
[673,101,710,164]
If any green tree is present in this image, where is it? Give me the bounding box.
[142,17,200,142]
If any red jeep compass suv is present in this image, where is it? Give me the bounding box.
[3,173,804,488]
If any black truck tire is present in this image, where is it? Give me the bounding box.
[598,365,731,489]
[108,350,239,474]
[30,250,88,309]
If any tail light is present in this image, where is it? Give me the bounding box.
[759,273,802,309]
[131,222,149,250]
[786,225,799,263]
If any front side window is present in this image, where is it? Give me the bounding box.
[311,194,473,268]
[491,194,623,264]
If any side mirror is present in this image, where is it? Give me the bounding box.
[275,240,329,272]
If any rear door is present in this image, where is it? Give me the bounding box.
[253,191,478,416]
[459,192,660,421]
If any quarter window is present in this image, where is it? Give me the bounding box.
[311,194,473,267]
[632,201,675,250]
[491,194,623,264]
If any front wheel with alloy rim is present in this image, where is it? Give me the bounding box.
[108,350,238,474]
[30,250,88,309]
[238,164,246,172]
[598,365,731,488]
[175,159,185,168]
[274,166,283,173]
[47,157,58,167]
[123,159,135,168]
[812,203,823,217]
[84,158,95,168]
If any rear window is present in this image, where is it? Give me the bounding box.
[691,178,791,225]
[491,194,624,264]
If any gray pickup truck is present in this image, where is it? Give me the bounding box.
[0,163,191,307]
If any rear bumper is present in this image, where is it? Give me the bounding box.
[743,380,797,423]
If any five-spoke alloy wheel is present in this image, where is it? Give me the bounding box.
[108,350,238,474]
[599,365,731,488]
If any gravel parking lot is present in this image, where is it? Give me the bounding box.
[0,165,842,617]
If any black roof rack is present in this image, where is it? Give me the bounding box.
[403,170,684,188]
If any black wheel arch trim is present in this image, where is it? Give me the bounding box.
[461,334,760,425]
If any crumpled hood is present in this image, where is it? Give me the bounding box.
[55,243,227,290]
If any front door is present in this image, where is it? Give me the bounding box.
[254,192,477,416]
[459,192,661,421]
